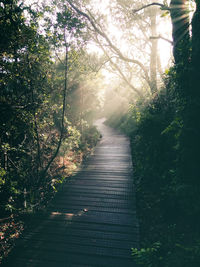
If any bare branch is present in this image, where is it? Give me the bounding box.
[150,35,173,45]
[54,49,65,65]
[132,3,170,13]
[94,35,143,97]
[43,45,68,176]
[90,56,117,73]
[66,0,151,88]
[8,156,20,171]
[110,61,143,97]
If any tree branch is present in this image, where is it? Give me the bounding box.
[90,56,116,73]
[132,3,170,13]
[150,35,173,44]
[95,36,143,97]
[43,43,68,176]
[66,0,151,88]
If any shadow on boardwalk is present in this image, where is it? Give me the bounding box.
[2,119,139,267]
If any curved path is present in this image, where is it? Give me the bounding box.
[3,119,139,267]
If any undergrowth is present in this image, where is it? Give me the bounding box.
[106,68,200,266]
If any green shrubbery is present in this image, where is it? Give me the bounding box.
[106,68,200,266]
[0,1,101,218]
[0,3,102,260]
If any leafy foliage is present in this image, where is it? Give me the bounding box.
[105,64,200,265]
[104,1,200,266]
[0,0,100,217]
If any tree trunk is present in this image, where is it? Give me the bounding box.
[191,0,200,96]
[170,0,190,64]
[184,1,200,182]
[42,44,68,179]
[176,1,200,184]
[149,7,158,94]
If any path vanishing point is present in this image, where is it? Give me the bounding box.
[2,119,139,267]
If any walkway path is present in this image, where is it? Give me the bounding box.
[3,119,139,267]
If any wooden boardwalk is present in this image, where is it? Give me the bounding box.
[2,119,139,267]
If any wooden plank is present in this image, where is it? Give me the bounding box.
[6,252,136,267]
[24,227,139,243]
[2,119,139,267]
[24,219,139,236]
[54,193,134,201]
[47,204,136,215]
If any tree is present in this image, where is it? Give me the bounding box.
[66,0,167,96]
[0,0,89,213]
[0,0,53,213]
[42,2,86,176]
[181,0,200,183]
[115,0,164,94]
[132,0,190,65]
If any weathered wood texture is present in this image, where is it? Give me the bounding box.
[2,119,139,267]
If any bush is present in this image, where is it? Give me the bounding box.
[106,69,200,266]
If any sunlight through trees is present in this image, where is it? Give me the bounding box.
[1,0,200,265]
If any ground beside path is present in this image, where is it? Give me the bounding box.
[2,119,139,267]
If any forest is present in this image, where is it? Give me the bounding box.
[1,0,200,266]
